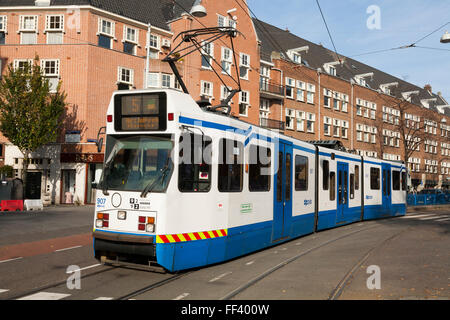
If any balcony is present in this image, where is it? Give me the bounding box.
[260,80,285,100]
[260,118,285,131]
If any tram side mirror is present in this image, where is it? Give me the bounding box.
[97,138,104,153]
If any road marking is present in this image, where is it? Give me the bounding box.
[401,214,432,219]
[0,257,23,264]
[296,242,302,246]
[0,289,9,294]
[94,297,114,300]
[173,293,190,300]
[54,245,83,252]
[17,292,71,300]
[209,272,232,283]
[418,216,442,221]
[435,217,450,222]
[66,264,101,274]
[245,261,255,266]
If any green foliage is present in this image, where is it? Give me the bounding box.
[0,56,66,156]
[0,165,14,178]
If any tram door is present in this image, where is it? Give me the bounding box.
[382,164,392,212]
[336,162,349,224]
[273,141,293,241]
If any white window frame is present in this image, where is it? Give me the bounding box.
[97,17,115,38]
[201,41,214,70]
[161,74,172,88]
[221,47,233,75]
[200,80,214,99]
[45,15,64,32]
[285,77,295,99]
[239,91,250,117]
[13,59,33,71]
[123,25,139,45]
[117,66,134,86]
[306,113,315,133]
[41,59,60,77]
[0,16,7,33]
[20,15,38,32]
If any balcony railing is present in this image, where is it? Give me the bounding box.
[260,80,284,96]
[260,118,285,131]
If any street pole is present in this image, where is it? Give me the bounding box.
[145,23,152,89]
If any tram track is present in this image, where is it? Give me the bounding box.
[6,265,117,300]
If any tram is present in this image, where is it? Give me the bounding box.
[92,88,407,272]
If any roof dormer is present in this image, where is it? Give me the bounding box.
[354,72,374,87]
[379,82,398,96]
[35,0,51,7]
[286,46,309,64]
[323,61,341,76]
[401,90,419,102]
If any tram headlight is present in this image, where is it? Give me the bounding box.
[146,224,155,233]
[96,219,103,228]
[118,211,127,220]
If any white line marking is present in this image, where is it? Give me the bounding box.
[401,214,432,219]
[418,216,441,221]
[66,264,101,274]
[173,293,190,300]
[296,242,302,246]
[435,217,450,222]
[0,289,10,294]
[54,245,83,252]
[17,292,71,300]
[245,261,254,266]
[94,297,114,300]
[209,272,232,283]
[0,257,23,264]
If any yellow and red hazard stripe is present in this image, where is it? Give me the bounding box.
[156,229,228,244]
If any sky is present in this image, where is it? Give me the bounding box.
[247,0,450,103]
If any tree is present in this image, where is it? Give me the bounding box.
[0,57,66,187]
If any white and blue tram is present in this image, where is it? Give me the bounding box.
[92,89,407,272]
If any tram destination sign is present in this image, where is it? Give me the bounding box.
[114,92,167,132]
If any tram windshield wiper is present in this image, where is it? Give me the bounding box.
[140,163,171,198]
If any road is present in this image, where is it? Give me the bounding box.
[0,205,448,301]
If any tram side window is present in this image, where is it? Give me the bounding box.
[350,173,355,199]
[218,138,243,192]
[295,155,308,191]
[323,160,329,190]
[178,133,212,192]
[249,145,271,192]
[355,165,360,190]
[392,170,401,191]
[370,167,380,190]
[401,171,407,191]
[330,171,336,201]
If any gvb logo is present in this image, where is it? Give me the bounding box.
[366,265,381,290]
[366,5,381,30]
[66,265,81,290]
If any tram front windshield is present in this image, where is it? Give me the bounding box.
[99,135,173,193]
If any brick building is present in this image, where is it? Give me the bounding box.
[0,0,449,204]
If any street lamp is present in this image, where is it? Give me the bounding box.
[441,31,450,43]
[190,0,207,18]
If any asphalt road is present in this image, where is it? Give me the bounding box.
[0,205,448,301]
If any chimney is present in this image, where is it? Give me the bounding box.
[424,84,432,94]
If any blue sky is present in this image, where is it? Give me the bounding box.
[247,0,450,103]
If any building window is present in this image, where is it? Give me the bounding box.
[218,139,243,192]
[239,91,249,116]
[296,111,305,132]
[98,18,114,37]
[285,77,295,99]
[45,15,64,44]
[118,67,134,88]
[20,15,38,32]
[14,59,33,72]
[306,113,315,133]
[239,53,250,80]
[123,26,138,55]
[324,116,332,136]
[201,41,214,69]
[41,59,60,92]
[341,121,349,139]
[221,47,232,75]
[286,109,295,130]
[0,16,7,44]
[306,83,315,104]
[161,74,172,88]
[333,119,341,137]
[200,80,214,100]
